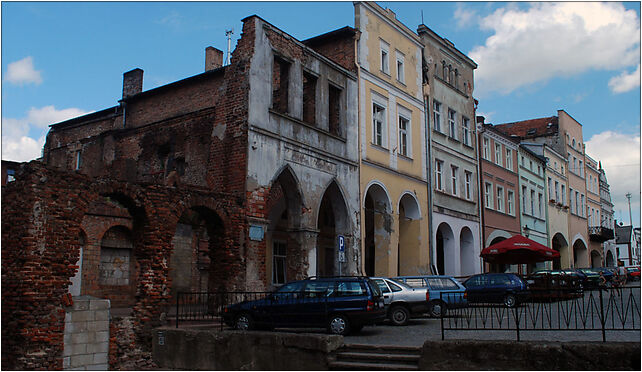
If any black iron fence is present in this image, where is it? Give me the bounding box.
[440,285,641,341]
[175,291,272,329]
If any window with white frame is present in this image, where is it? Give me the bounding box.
[451,165,459,196]
[272,241,287,285]
[497,186,504,212]
[561,185,566,205]
[530,190,535,216]
[462,117,470,146]
[548,178,553,199]
[372,101,386,147]
[574,190,579,215]
[555,181,559,201]
[581,194,585,216]
[465,171,472,200]
[483,137,490,160]
[433,100,442,132]
[495,143,502,166]
[485,182,493,208]
[538,193,543,218]
[435,160,444,191]
[522,185,528,214]
[448,109,457,139]
[398,113,410,157]
[579,160,583,177]
[506,148,513,171]
[380,40,390,74]
[396,51,405,83]
[507,190,515,215]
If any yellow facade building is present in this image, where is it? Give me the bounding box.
[354,2,430,276]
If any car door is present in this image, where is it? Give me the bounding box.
[270,281,304,326]
[300,280,332,327]
[372,278,393,306]
[464,275,486,303]
[329,280,368,315]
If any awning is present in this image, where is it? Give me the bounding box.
[480,235,560,264]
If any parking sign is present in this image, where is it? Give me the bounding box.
[338,235,346,263]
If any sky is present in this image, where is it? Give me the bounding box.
[1,1,640,226]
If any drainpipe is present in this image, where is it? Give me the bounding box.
[423,91,435,274]
[476,117,485,274]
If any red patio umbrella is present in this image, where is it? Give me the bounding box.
[480,234,560,264]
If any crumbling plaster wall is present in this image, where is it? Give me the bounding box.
[245,17,361,282]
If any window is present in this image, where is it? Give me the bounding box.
[529,160,533,171]
[530,190,535,216]
[372,102,386,147]
[575,191,579,215]
[579,160,583,177]
[483,137,490,160]
[75,150,82,170]
[573,157,577,174]
[495,143,502,166]
[462,117,471,146]
[380,40,390,74]
[435,160,444,191]
[302,71,317,124]
[555,181,559,201]
[522,186,528,214]
[572,138,576,148]
[507,190,515,215]
[521,156,525,167]
[336,281,366,297]
[272,241,287,285]
[538,193,543,217]
[537,165,541,175]
[328,84,341,136]
[497,186,504,212]
[465,171,472,200]
[398,115,409,156]
[548,178,553,198]
[484,182,493,208]
[581,194,585,216]
[426,277,460,290]
[561,185,566,205]
[451,165,458,196]
[396,52,405,83]
[448,109,456,139]
[433,100,442,132]
[561,165,564,175]
[272,56,290,113]
[6,169,15,183]
[506,149,513,171]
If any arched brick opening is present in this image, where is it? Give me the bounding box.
[317,180,350,277]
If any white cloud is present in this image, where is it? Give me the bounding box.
[470,2,640,96]
[454,4,477,29]
[2,106,90,162]
[4,56,43,85]
[609,64,641,94]
[585,131,641,225]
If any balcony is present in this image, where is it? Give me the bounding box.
[589,226,614,242]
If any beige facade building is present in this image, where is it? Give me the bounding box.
[418,24,481,276]
[585,155,603,267]
[544,145,570,269]
[354,2,429,276]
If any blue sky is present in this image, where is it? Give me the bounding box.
[2,1,640,226]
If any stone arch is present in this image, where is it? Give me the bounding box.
[266,166,306,286]
[397,192,421,275]
[572,237,589,268]
[485,229,512,248]
[316,180,351,276]
[435,222,455,275]
[551,233,568,270]
[99,225,136,307]
[364,182,393,276]
[487,235,509,273]
[606,250,615,267]
[459,227,475,276]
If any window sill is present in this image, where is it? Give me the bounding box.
[432,128,447,137]
[435,188,476,204]
[370,143,389,153]
[397,153,413,162]
[269,108,346,142]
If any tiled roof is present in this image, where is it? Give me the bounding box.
[494,116,559,139]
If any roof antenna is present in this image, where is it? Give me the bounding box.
[225,29,234,66]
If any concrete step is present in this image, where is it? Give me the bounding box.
[329,344,421,371]
[328,360,419,371]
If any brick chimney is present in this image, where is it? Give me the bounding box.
[122,68,143,99]
[476,116,485,125]
[205,46,224,71]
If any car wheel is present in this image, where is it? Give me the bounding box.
[328,314,350,336]
[235,313,254,331]
[504,294,517,308]
[389,305,409,326]
[429,300,446,318]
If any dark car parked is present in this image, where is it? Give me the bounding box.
[222,276,386,335]
[463,273,528,307]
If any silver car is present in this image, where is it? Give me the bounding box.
[371,277,430,326]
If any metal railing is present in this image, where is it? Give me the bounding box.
[440,285,640,341]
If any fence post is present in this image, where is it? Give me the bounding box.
[440,292,445,341]
[599,287,605,342]
[514,306,520,342]
[176,292,180,328]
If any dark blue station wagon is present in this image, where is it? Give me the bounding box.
[222,276,386,335]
